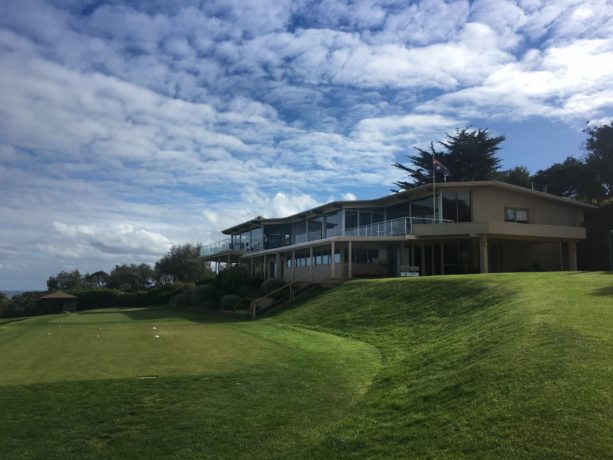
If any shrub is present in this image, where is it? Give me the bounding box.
[237,284,258,298]
[190,284,218,306]
[216,266,251,295]
[175,292,192,308]
[219,294,241,310]
[260,278,285,296]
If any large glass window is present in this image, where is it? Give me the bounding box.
[359,209,372,227]
[324,211,342,238]
[345,209,358,230]
[352,248,380,264]
[292,220,307,244]
[386,201,410,220]
[457,191,471,222]
[250,227,263,252]
[264,224,292,249]
[372,207,385,223]
[442,191,472,222]
[411,196,436,222]
[239,230,251,249]
[308,216,323,241]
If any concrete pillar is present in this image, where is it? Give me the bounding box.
[410,243,414,267]
[275,252,281,278]
[440,242,445,275]
[569,240,578,271]
[331,241,336,278]
[479,236,489,274]
[400,242,406,267]
[420,245,425,276]
[348,240,353,279]
[217,257,220,274]
[291,250,295,282]
[309,246,313,283]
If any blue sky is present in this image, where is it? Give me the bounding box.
[1,0,612,289]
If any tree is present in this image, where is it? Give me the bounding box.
[154,244,206,286]
[393,128,505,189]
[584,121,613,199]
[0,292,9,317]
[107,264,154,291]
[495,166,532,188]
[46,270,82,291]
[532,157,593,200]
[84,271,109,288]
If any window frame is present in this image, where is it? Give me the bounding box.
[504,207,529,223]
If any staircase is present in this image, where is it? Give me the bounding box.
[249,280,320,319]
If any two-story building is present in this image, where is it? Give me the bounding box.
[200,181,595,282]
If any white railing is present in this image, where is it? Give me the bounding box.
[200,238,264,257]
[201,217,453,257]
[343,217,451,237]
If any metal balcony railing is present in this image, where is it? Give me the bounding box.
[200,217,452,258]
[344,216,451,237]
[200,238,264,257]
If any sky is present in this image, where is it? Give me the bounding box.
[1,0,612,290]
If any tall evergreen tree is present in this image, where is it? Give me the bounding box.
[584,121,613,199]
[393,128,505,190]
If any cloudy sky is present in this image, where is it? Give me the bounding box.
[1,0,612,289]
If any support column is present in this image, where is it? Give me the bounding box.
[348,240,353,279]
[479,236,489,274]
[217,257,220,274]
[250,257,254,276]
[420,245,425,276]
[400,242,406,267]
[309,247,313,283]
[568,240,577,271]
[440,242,445,275]
[291,250,295,282]
[275,252,281,278]
[331,241,336,279]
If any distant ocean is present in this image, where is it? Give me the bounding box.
[1,290,26,298]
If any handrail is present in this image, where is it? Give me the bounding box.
[249,276,310,320]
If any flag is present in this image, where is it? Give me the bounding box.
[433,158,450,178]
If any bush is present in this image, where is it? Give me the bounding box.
[260,278,285,296]
[216,266,252,295]
[219,294,241,310]
[175,292,192,308]
[190,284,218,306]
[237,284,258,298]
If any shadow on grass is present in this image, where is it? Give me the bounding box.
[76,307,240,324]
[591,285,613,297]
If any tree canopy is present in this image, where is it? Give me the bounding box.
[394,128,505,190]
[584,121,613,199]
[154,244,204,285]
[47,270,82,291]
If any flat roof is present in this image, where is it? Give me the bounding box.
[221,181,597,234]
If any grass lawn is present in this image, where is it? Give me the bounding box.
[1,272,612,458]
[0,308,379,458]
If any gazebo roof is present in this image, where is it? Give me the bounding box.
[40,291,78,300]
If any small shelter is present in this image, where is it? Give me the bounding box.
[40,291,78,313]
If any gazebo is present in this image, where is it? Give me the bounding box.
[40,291,79,313]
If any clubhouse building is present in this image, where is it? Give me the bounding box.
[200,181,595,282]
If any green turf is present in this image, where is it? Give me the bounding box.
[1,272,612,458]
[273,271,613,458]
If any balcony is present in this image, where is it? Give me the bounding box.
[200,217,450,258]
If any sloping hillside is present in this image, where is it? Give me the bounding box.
[273,272,613,458]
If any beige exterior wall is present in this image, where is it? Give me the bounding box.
[471,186,585,227]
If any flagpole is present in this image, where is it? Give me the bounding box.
[432,154,436,223]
